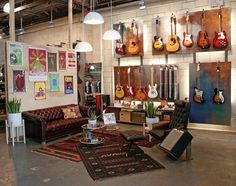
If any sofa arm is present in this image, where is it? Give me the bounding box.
[79,105,89,117]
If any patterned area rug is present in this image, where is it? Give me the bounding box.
[33,131,160,163]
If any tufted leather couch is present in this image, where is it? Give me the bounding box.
[22,104,89,144]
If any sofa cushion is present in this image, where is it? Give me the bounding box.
[62,106,82,119]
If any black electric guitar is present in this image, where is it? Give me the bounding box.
[153,16,164,51]
[193,62,204,104]
[213,63,224,104]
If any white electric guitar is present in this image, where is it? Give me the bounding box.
[148,66,158,99]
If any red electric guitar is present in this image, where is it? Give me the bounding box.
[135,67,147,101]
[115,22,126,56]
[125,67,134,97]
[213,7,228,48]
[197,9,211,49]
[183,11,193,47]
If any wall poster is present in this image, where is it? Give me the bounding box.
[13,70,25,92]
[9,42,23,66]
[48,52,57,72]
[64,76,73,94]
[29,48,47,81]
[59,51,66,70]
[67,49,76,68]
[50,73,59,91]
[34,81,46,100]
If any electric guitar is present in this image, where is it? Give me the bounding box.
[135,67,147,101]
[197,9,211,49]
[183,11,193,47]
[153,16,164,50]
[115,67,125,99]
[166,13,180,52]
[213,63,224,104]
[127,19,139,55]
[115,22,126,56]
[148,66,158,99]
[213,7,228,48]
[125,67,134,97]
[193,62,204,104]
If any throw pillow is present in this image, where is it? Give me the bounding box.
[62,106,82,119]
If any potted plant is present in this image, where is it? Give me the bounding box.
[7,98,22,127]
[145,100,159,130]
[88,109,98,128]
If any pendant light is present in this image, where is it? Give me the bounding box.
[84,0,104,25]
[48,4,55,28]
[17,15,25,35]
[103,0,121,40]
[75,0,93,52]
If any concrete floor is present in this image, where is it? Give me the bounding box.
[0,124,236,186]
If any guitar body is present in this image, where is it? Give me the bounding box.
[193,87,204,104]
[127,38,139,55]
[183,32,193,47]
[148,84,158,99]
[125,85,134,97]
[153,36,164,50]
[166,35,180,52]
[115,85,125,99]
[213,88,224,104]
[115,40,126,56]
[197,31,211,49]
[213,31,228,48]
[135,87,148,101]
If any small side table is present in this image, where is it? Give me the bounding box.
[5,119,26,146]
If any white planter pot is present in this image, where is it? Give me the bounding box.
[88,119,97,128]
[8,113,22,127]
[146,117,159,130]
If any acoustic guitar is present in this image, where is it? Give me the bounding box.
[115,67,125,99]
[213,7,228,48]
[148,66,158,99]
[183,11,193,47]
[193,62,204,104]
[135,66,147,101]
[166,13,180,52]
[127,19,139,55]
[153,16,164,51]
[125,67,134,97]
[213,63,224,104]
[115,22,126,56]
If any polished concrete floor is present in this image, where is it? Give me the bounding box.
[0,124,236,186]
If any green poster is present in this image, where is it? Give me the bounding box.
[9,42,23,66]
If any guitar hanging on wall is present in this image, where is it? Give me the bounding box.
[148,66,158,99]
[183,11,193,48]
[193,62,204,104]
[135,66,147,101]
[213,7,228,48]
[213,63,225,104]
[153,16,164,51]
[115,22,126,56]
[166,13,180,52]
[197,9,211,49]
[125,67,134,97]
[115,67,125,99]
[127,19,139,55]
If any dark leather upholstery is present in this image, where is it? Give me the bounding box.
[149,100,191,140]
[22,104,89,143]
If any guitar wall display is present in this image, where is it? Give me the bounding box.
[113,19,144,57]
[152,7,230,55]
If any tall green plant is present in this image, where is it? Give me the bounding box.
[7,98,21,113]
[145,100,156,118]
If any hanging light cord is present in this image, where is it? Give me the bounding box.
[110,0,113,29]
[82,0,85,41]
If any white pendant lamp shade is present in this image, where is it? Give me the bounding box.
[3,3,10,13]
[84,12,104,25]
[103,29,121,40]
[75,41,93,52]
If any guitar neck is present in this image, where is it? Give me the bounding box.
[118,69,120,85]
[218,14,222,32]
[151,67,154,86]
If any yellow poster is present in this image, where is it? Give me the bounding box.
[34,82,46,100]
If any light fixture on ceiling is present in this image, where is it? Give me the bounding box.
[90,65,95,70]
[0,35,2,39]
[84,0,104,25]
[139,0,146,10]
[17,15,25,35]
[103,0,121,40]
[3,3,10,13]
[48,4,55,28]
[75,0,93,52]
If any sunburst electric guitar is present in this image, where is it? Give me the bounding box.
[153,16,164,51]
[193,62,204,104]
[148,66,158,99]
[135,67,147,101]
[213,63,224,104]
[127,19,139,55]
[166,14,180,52]
[183,11,193,47]
[115,67,125,99]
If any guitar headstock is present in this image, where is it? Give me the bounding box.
[128,66,131,74]
[197,62,201,71]
[156,16,160,25]
[186,11,189,22]
[216,63,220,73]
[201,9,205,20]
[218,6,222,18]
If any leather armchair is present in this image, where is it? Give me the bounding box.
[149,100,191,140]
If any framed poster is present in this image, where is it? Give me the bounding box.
[50,73,59,91]
[9,42,23,66]
[48,52,57,72]
[34,82,46,100]
[13,70,25,92]
[59,51,66,70]
[67,49,76,68]
[29,48,47,81]
[64,76,73,94]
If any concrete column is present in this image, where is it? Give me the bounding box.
[9,0,15,41]
[68,0,73,48]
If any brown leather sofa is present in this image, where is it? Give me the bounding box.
[22,104,88,144]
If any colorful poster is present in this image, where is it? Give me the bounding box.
[29,48,47,81]
[64,76,73,94]
[34,82,46,100]
[13,70,25,92]
[48,52,57,72]
[9,42,23,66]
[59,51,66,70]
[67,49,76,68]
[50,73,59,91]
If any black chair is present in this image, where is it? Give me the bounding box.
[149,100,191,140]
